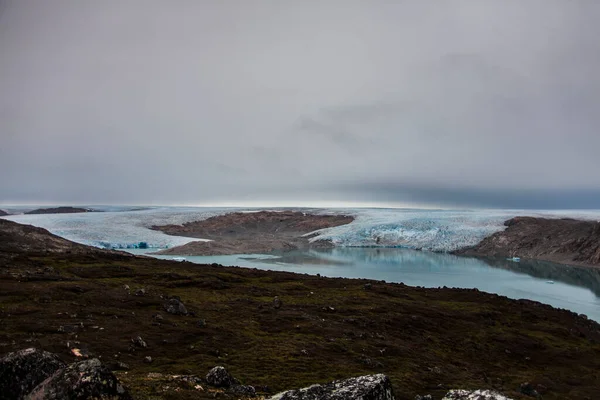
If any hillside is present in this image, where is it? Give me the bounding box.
[455,217,600,268]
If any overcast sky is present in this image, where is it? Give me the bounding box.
[1,1,599,208]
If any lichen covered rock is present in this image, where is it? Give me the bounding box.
[267,374,394,400]
[206,366,239,388]
[442,389,513,400]
[0,348,66,400]
[26,358,131,399]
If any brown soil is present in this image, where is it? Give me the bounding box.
[152,211,354,256]
[454,217,600,268]
[1,219,600,399]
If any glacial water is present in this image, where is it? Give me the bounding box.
[4,206,600,322]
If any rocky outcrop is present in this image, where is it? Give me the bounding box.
[266,374,394,400]
[25,207,93,215]
[26,358,131,400]
[153,211,353,256]
[0,348,66,400]
[454,217,600,267]
[0,209,9,216]
[442,390,513,400]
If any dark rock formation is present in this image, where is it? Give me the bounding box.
[25,207,93,215]
[152,210,354,256]
[27,358,131,399]
[206,366,239,388]
[0,209,9,216]
[454,217,600,267]
[0,348,66,400]
[164,297,188,315]
[266,374,394,400]
[442,390,512,400]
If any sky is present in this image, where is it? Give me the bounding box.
[1,1,599,209]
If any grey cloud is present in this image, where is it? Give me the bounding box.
[1,1,600,208]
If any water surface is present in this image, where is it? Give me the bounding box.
[131,247,600,322]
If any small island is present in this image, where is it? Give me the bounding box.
[152,210,354,256]
[25,206,96,215]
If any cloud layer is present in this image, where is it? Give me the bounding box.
[1,1,599,208]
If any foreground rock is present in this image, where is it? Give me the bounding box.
[442,390,513,400]
[0,348,66,399]
[153,210,354,256]
[455,216,600,267]
[25,207,94,215]
[26,358,132,400]
[267,374,394,400]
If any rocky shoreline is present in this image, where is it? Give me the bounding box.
[454,216,600,269]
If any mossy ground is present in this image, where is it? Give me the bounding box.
[1,251,599,400]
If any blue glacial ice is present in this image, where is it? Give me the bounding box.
[3,206,600,253]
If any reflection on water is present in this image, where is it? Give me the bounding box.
[139,247,600,322]
[481,257,600,297]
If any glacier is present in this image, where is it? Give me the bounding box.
[3,206,600,252]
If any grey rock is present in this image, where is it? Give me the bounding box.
[442,390,513,400]
[0,348,66,400]
[206,366,239,388]
[144,356,153,364]
[415,396,432,400]
[26,358,131,400]
[266,374,394,400]
[132,336,147,348]
[273,296,282,309]
[164,297,188,315]
[230,384,257,397]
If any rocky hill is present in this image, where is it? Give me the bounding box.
[153,211,354,255]
[455,217,600,267]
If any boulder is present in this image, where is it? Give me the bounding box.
[26,358,132,399]
[206,366,239,388]
[164,297,188,315]
[442,390,513,400]
[230,384,257,397]
[266,374,394,400]
[0,348,66,400]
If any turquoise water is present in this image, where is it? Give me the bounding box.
[130,247,600,323]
